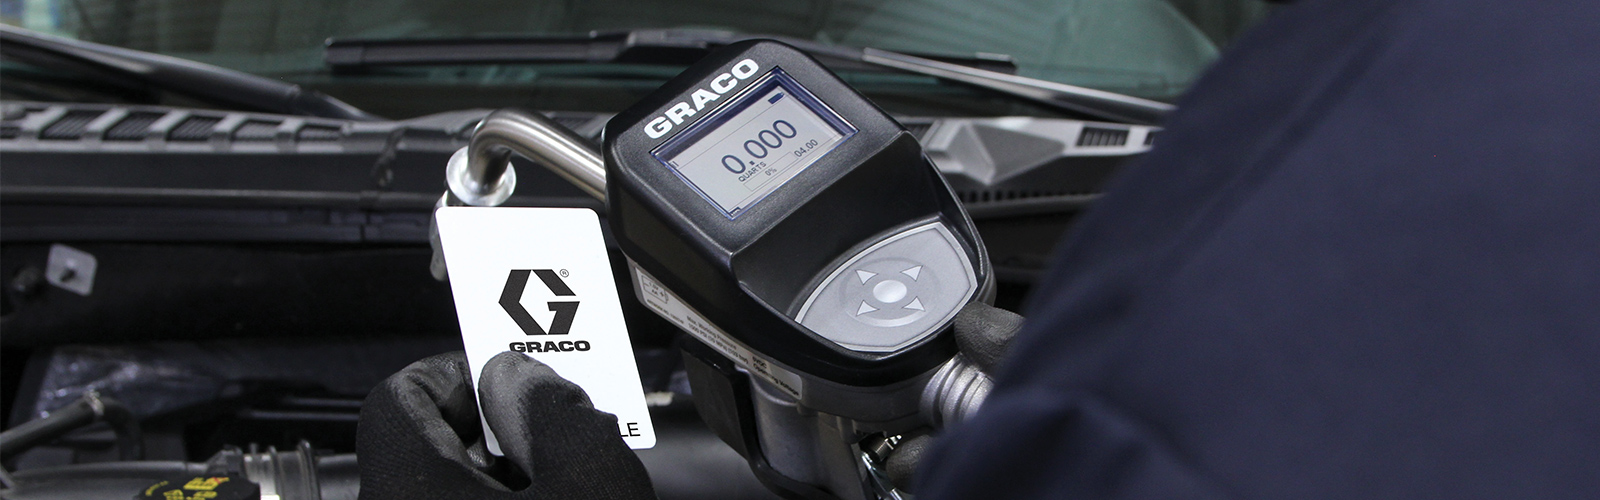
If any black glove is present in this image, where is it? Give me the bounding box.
[357,351,656,500]
[883,302,1024,492]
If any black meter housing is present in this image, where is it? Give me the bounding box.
[606,40,992,386]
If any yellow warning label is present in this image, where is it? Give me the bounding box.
[183,477,230,490]
[144,480,170,496]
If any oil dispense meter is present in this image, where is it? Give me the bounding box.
[432,40,996,500]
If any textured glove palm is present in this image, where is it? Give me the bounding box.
[357,351,655,500]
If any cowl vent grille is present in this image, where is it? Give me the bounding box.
[105,112,164,141]
[1076,126,1128,147]
[41,110,105,140]
[169,116,221,141]
[297,126,342,142]
[958,190,1080,203]
[234,121,280,141]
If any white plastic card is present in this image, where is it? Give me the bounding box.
[435,207,655,453]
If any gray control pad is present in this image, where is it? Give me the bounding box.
[795,222,976,352]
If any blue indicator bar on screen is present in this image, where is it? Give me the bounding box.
[769,93,786,103]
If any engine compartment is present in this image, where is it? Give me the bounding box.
[0,100,1150,498]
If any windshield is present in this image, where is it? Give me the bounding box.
[1,0,1273,118]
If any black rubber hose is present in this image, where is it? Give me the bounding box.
[0,401,96,461]
[98,396,143,461]
[0,392,142,461]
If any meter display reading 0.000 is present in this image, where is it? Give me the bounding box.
[655,69,855,217]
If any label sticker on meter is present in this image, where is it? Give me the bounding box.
[436,207,655,452]
[631,262,805,399]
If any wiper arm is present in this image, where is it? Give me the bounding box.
[324,29,1171,125]
[857,48,1172,125]
[0,25,380,121]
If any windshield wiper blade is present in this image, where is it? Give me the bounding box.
[324,29,1170,125]
[325,30,1017,74]
[1,25,380,121]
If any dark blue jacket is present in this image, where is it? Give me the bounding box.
[919,0,1600,498]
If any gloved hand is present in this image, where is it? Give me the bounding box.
[357,351,655,500]
[882,302,1024,492]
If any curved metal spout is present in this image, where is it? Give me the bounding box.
[445,109,607,206]
[431,109,607,280]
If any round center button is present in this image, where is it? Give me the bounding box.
[872,280,908,303]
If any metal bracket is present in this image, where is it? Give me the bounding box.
[45,244,97,296]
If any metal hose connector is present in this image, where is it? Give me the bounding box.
[431,109,608,280]
[445,108,607,207]
[920,354,992,428]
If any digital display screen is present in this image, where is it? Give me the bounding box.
[653,68,856,218]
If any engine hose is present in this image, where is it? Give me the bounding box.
[0,391,143,461]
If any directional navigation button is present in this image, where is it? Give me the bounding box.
[902,266,922,281]
[795,222,977,353]
[872,280,908,303]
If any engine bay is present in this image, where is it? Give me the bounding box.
[0,5,1275,496]
[0,97,1150,499]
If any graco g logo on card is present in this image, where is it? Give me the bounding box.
[501,269,592,352]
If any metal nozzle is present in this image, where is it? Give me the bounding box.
[444,108,607,207]
[431,109,608,280]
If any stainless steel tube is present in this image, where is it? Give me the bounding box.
[432,108,607,280]
[446,108,607,206]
